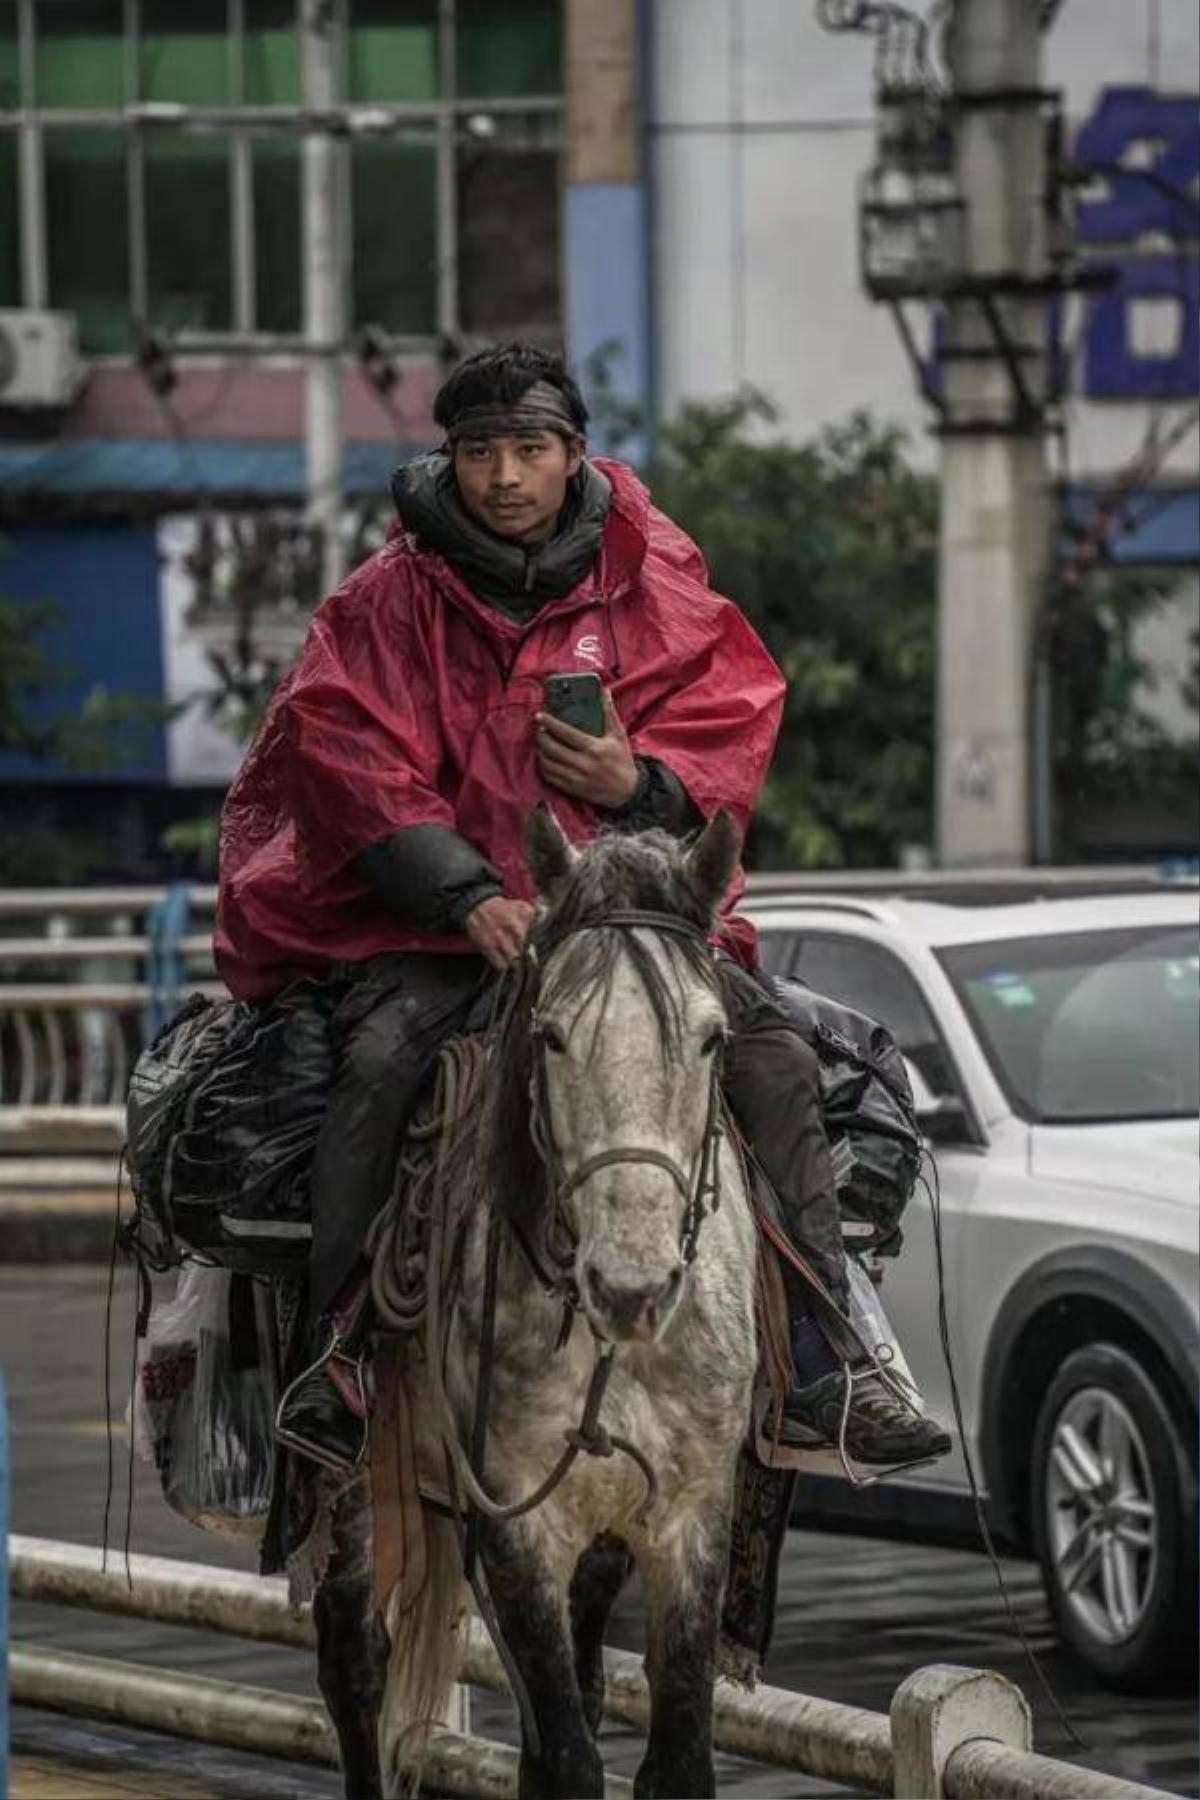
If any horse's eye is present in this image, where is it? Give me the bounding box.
[540,1022,568,1054]
[701,1029,727,1058]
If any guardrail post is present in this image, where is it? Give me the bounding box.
[144,882,192,1041]
[890,1663,1031,1798]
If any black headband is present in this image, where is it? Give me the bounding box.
[443,379,582,443]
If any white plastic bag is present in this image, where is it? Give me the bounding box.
[131,1264,276,1542]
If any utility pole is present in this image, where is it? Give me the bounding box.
[300,0,346,595]
[936,0,1050,866]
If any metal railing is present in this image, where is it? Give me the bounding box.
[0,884,219,1155]
[2,864,1195,1155]
[8,1536,1171,1800]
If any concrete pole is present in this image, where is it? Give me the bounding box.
[937,0,1051,866]
[301,0,346,594]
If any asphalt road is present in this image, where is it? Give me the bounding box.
[2,1265,1196,1798]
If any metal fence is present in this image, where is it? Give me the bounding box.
[8,1535,1171,1800]
[0,885,219,1155]
[2,866,1191,1142]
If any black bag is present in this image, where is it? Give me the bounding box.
[772,976,921,1258]
[125,984,333,1275]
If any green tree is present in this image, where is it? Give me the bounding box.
[1048,564,1200,856]
[645,394,938,867]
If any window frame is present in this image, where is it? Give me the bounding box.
[0,0,562,351]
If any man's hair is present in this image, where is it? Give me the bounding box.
[433,342,589,439]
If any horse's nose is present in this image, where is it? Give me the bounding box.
[584,1264,683,1341]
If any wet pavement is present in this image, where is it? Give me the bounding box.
[3,1265,1196,1798]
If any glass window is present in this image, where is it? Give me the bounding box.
[939,926,1200,1123]
[0,2,19,111]
[45,128,130,351]
[253,135,301,332]
[349,0,437,103]
[458,143,559,335]
[351,139,435,334]
[35,1,125,108]
[146,135,231,331]
[0,131,17,306]
[140,0,230,106]
[457,0,561,99]
[244,0,299,105]
[794,933,958,1098]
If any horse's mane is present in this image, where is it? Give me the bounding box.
[480,828,719,1236]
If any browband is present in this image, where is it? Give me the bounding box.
[553,909,713,947]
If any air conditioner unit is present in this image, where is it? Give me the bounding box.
[0,310,84,408]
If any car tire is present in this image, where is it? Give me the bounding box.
[1030,1342,1198,1693]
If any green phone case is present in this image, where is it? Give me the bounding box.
[543,672,605,737]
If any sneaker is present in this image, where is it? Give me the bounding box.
[779,1366,952,1468]
[275,1343,369,1475]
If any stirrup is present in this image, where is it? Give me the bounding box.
[274,1337,370,1476]
[752,1381,943,1487]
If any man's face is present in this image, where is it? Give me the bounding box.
[453,430,583,543]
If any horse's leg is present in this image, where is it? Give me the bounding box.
[478,1516,605,1800]
[634,1510,730,1799]
[569,1532,634,1737]
[314,1477,390,1800]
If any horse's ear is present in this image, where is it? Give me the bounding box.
[684,809,741,917]
[525,802,579,900]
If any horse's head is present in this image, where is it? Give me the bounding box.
[515,805,741,1345]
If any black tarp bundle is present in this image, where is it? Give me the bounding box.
[125,984,332,1275]
[772,975,921,1256]
[125,969,921,1277]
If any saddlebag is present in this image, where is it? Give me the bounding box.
[124,983,332,1275]
[772,976,921,1257]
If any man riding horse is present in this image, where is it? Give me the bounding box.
[215,341,949,1477]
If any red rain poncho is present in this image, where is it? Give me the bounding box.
[215,458,785,999]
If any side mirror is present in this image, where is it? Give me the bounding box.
[903,1058,973,1146]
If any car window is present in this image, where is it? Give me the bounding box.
[783,932,960,1100]
[939,925,1200,1123]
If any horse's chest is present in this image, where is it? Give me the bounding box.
[485,1360,738,1550]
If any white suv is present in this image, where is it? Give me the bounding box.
[747,887,1199,1692]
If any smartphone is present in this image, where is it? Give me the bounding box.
[543,671,605,737]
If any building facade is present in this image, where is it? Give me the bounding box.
[634,0,1198,859]
[0,0,564,871]
[0,0,1195,873]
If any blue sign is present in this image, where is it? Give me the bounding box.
[1075,85,1199,401]
[1084,252,1200,399]
[1075,87,1199,245]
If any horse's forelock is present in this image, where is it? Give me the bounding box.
[536,829,711,948]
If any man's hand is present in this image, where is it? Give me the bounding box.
[536,690,640,809]
[464,895,536,970]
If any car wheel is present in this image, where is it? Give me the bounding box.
[1030,1342,1197,1693]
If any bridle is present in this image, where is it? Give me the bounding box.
[525,907,729,1306]
[392,906,731,1599]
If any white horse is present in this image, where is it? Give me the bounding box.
[313,808,760,1800]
